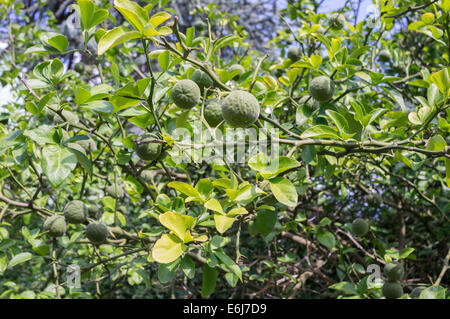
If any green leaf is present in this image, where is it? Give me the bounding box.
[316,229,336,249]
[168,181,203,201]
[269,177,298,207]
[98,26,141,55]
[181,255,195,279]
[213,248,242,281]
[114,0,149,32]
[248,152,300,179]
[427,134,446,151]
[8,252,32,268]
[204,198,224,214]
[255,210,277,236]
[152,234,186,264]
[201,265,218,298]
[445,158,450,188]
[41,144,78,187]
[24,125,56,144]
[430,68,450,96]
[81,100,114,113]
[325,110,349,135]
[300,125,341,139]
[329,281,358,295]
[419,286,446,299]
[213,35,241,54]
[47,35,68,52]
[158,50,170,71]
[157,258,180,282]
[159,211,195,242]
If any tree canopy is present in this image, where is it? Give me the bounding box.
[0,0,449,299]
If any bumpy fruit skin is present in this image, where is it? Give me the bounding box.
[204,99,223,127]
[171,79,201,109]
[64,200,87,224]
[378,49,392,63]
[192,69,213,90]
[85,222,108,244]
[74,63,85,73]
[76,137,96,153]
[106,184,124,198]
[384,261,404,281]
[410,286,426,298]
[135,133,162,161]
[351,218,369,236]
[329,13,346,31]
[87,205,100,216]
[221,91,260,128]
[43,215,66,237]
[228,64,245,80]
[382,282,404,299]
[298,94,319,111]
[287,47,301,62]
[308,76,335,102]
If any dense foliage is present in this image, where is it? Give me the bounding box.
[0,0,449,299]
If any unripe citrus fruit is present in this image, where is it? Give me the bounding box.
[106,183,124,198]
[382,281,404,299]
[351,218,369,236]
[192,69,213,90]
[135,133,162,161]
[204,98,223,127]
[287,47,301,62]
[384,261,404,281]
[171,79,201,109]
[43,215,66,237]
[85,222,108,244]
[64,200,87,224]
[308,76,335,102]
[221,91,260,128]
[329,13,346,31]
[74,63,85,73]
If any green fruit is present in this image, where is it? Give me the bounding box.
[329,13,346,31]
[204,99,223,127]
[106,183,124,198]
[192,69,213,90]
[382,281,404,299]
[298,94,319,111]
[87,205,100,216]
[221,91,260,128]
[67,142,86,156]
[171,79,201,109]
[410,286,426,298]
[351,218,369,236]
[308,76,335,102]
[76,137,96,153]
[135,133,162,161]
[141,170,153,182]
[64,200,87,224]
[74,63,84,73]
[378,49,392,63]
[384,261,405,281]
[43,215,66,237]
[287,47,301,62]
[85,222,108,244]
[228,64,245,80]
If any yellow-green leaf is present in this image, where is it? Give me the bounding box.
[204,198,224,214]
[214,214,235,234]
[97,26,140,55]
[159,211,195,242]
[152,234,186,264]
